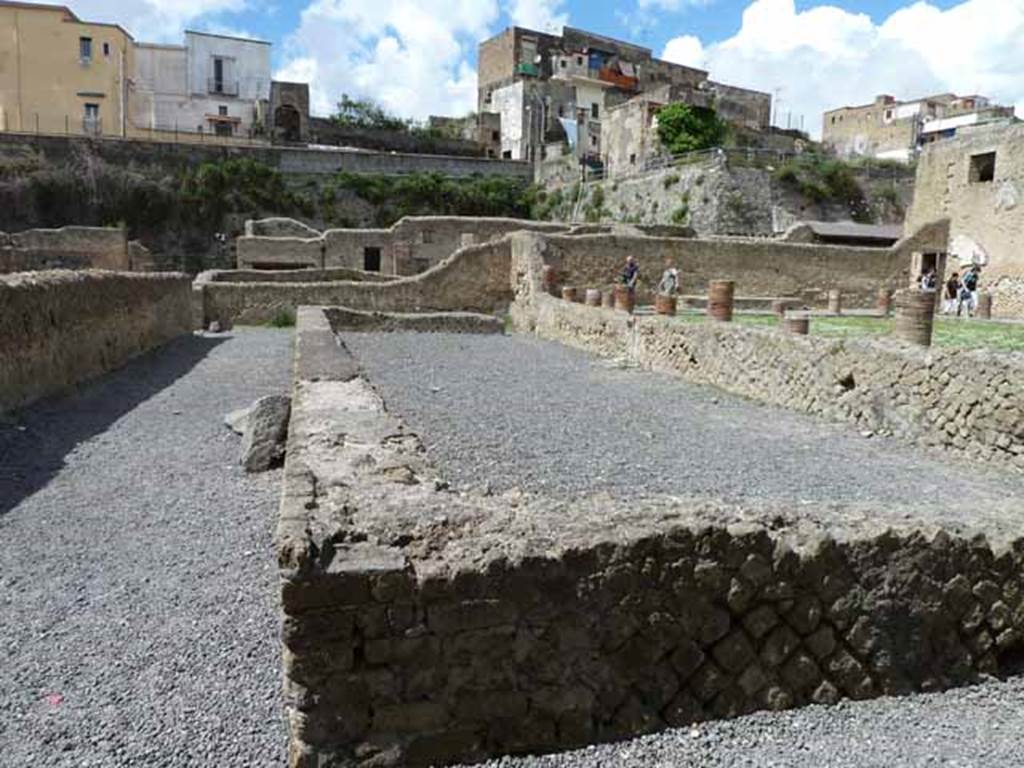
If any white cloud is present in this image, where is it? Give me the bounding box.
[506,0,568,33]
[60,0,248,42]
[661,0,1024,138]
[661,35,706,69]
[277,0,501,121]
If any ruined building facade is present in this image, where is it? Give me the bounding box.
[477,26,771,165]
[823,93,1016,163]
[905,121,1024,317]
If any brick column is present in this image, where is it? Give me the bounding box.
[707,280,735,322]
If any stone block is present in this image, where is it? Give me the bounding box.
[712,631,757,674]
[743,605,780,639]
[761,625,801,667]
[780,651,822,693]
[669,638,706,682]
[372,701,449,733]
[804,626,837,660]
[427,599,518,634]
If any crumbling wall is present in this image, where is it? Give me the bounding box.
[0,226,129,273]
[198,238,514,327]
[237,217,570,274]
[538,230,914,306]
[0,270,192,412]
[905,123,1024,318]
[510,232,1024,469]
[277,307,1024,768]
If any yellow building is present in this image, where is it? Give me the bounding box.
[0,1,133,137]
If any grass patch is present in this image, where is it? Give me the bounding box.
[268,309,296,328]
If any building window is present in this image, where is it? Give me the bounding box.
[218,105,228,116]
[421,230,434,244]
[629,153,636,165]
[591,103,599,119]
[830,116,836,125]
[502,150,512,159]
[576,56,583,66]
[102,42,110,57]
[83,103,100,134]
[491,130,499,141]
[591,135,597,147]
[969,152,996,183]
[79,37,92,62]
[560,60,567,69]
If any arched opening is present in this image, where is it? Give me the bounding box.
[274,105,302,143]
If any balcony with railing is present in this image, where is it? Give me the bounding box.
[82,116,102,136]
[208,78,240,97]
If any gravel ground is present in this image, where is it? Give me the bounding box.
[461,677,1024,768]
[0,329,293,767]
[340,332,1024,520]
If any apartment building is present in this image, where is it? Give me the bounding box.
[131,30,272,138]
[0,1,304,143]
[0,1,133,137]
[477,25,771,163]
[823,93,1016,162]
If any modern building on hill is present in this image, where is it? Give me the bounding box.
[822,93,1016,162]
[131,30,272,139]
[477,26,771,164]
[0,0,308,143]
[905,120,1024,318]
[0,1,134,137]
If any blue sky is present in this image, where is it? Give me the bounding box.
[60,0,1024,135]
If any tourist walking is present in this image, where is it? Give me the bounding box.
[620,255,640,297]
[920,268,938,292]
[943,272,961,314]
[658,258,679,296]
[959,265,981,317]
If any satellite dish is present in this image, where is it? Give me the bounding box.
[950,234,989,266]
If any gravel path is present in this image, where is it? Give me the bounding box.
[0,329,292,768]
[462,677,1024,768]
[340,333,1024,523]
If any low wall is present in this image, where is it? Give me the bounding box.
[277,307,1024,768]
[201,268,398,284]
[0,226,129,273]
[510,232,1024,470]
[539,230,921,307]
[197,238,513,327]
[238,217,570,275]
[0,270,193,412]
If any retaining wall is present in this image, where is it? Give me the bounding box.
[510,232,1024,470]
[277,306,1024,768]
[0,226,129,273]
[0,270,193,412]
[0,131,530,180]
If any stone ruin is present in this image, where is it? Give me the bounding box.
[273,218,1024,766]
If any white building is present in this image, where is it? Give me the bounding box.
[131,30,271,137]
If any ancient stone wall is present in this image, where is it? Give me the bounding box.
[197,238,514,327]
[237,217,570,274]
[277,307,1024,768]
[905,122,1024,318]
[0,270,192,412]
[537,229,916,307]
[0,226,129,273]
[510,233,1024,469]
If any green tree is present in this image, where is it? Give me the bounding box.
[655,103,727,155]
[331,94,409,131]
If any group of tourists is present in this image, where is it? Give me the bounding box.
[921,264,982,317]
[619,255,680,297]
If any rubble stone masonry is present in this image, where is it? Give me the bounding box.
[510,232,1024,470]
[0,270,192,412]
[277,306,1024,768]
